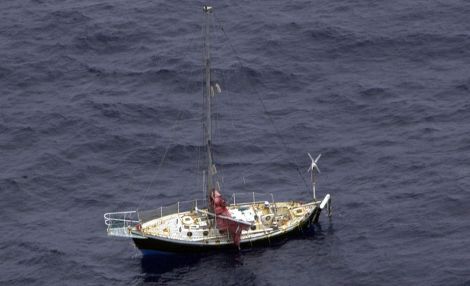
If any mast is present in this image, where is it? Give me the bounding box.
[203,5,215,211]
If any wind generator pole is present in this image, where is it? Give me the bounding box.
[203,5,214,212]
[311,171,316,201]
[308,153,321,202]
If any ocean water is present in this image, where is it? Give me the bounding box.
[1,0,470,285]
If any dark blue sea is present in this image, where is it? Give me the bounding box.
[1,0,470,285]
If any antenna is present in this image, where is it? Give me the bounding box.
[307,153,321,201]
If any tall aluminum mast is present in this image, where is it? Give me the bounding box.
[203,5,215,210]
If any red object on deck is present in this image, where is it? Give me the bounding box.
[211,190,249,246]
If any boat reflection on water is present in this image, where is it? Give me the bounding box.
[140,252,202,283]
[139,251,245,283]
[140,251,200,271]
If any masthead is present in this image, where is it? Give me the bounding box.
[203,5,213,13]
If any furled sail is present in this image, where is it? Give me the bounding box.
[210,190,249,246]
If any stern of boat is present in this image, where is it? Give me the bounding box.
[104,210,146,239]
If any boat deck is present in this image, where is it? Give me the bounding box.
[137,201,316,245]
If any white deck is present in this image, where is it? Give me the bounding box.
[106,200,320,246]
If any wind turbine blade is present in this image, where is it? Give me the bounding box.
[308,153,314,161]
[315,166,321,173]
[315,153,322,163]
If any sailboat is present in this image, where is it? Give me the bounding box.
[103,5,331,254]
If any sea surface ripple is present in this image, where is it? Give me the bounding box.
[1,0,469,285]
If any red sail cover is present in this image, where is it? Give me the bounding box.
[211,190,249,246]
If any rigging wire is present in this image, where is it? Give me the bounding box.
[136,28,202,210]
[208,13,287,191]
[212,12,310,193]
[209,13,226,193]
[136,111,185,211]
[198,8,208,200]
